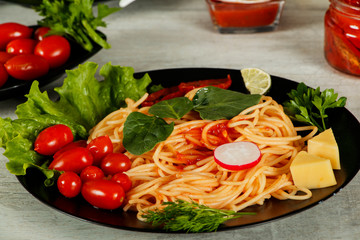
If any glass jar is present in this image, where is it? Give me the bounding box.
[205,0,286,33]
[324,0,360,76]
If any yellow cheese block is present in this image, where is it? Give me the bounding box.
[290,151,337,189]
[308,128,340,170]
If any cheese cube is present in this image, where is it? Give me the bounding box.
[290,151,337,189]
[308,128,340,170]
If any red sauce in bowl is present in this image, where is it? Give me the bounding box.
[206,0,285,32]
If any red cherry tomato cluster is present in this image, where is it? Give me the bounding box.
[34,124,133,210]
[0,22,71,88]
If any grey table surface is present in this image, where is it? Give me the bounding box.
[0,0,360,239]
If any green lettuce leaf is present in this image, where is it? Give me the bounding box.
[1,62,151,185]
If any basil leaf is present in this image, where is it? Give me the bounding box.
[192,86,261,120]
[149,97,193,119]
[123,112,174,155]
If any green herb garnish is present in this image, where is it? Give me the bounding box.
[142,199,255,233]
[34,0,120,51]
[283,82,347,132]
[123,87,261,155]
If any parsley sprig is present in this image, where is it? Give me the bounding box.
[142,199,255,233]
[283,82,347,132]
[34,0,120,52]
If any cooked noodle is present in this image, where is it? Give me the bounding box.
[88,93,317,220]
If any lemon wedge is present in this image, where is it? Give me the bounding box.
[241,68,271,95]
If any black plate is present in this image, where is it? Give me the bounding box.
[16,68,360,232]
[0,26,103,101]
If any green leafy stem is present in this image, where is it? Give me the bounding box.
[142,199,255,233]
[283,82,347,132]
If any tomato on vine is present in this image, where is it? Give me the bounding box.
[100,153,132,175]
[57,172,82,198]
[4,54,49,81]
[34,35,70,68]
[81,179,125,210]
[111,173,132,192]
[49,147,93,174]
[80,166,105,182]
[0,22,33,50]
[87,135,113,166]
[6,38,37,55]
[34,124,74,155]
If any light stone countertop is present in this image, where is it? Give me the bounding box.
[0,0,360,239]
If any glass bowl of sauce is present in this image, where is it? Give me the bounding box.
[205,0,286,33]
[324,0,360,76]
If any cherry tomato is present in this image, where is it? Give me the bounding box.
[0,65,8,88]
[57,172,82,198]
[87,135,113,166]
[0,51,14,64]
[34,35,70,68]
[100,153,132,176]
[4,54,49,80]
[111,173,132,192]
[34,124,74,155]
[34,27,50,41]
[81,179,125,210]
[53,140,87,159]
[80,166,105,182]
[49,147,93,174]
[0,22,33,50]
[6,38,37,55]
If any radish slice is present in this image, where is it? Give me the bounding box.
[214,141,261,170]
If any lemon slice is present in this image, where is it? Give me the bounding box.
[241,68,271,95]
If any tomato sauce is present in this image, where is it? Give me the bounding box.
[324,0,360,76]
[206,0,285,32]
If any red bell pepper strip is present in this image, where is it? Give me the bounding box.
[178,74,232,93]
[142,75,232,107]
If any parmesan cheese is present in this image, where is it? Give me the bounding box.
[308,128,340,169]
[290,151,337,189]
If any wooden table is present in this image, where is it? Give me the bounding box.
[1,0,359,239]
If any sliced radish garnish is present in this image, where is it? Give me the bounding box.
[214,141,261,171]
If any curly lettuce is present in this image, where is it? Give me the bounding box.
[0,62,151,185]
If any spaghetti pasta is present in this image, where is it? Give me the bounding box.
[88,94,316,220]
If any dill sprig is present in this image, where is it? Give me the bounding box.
[141,199,255,233]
